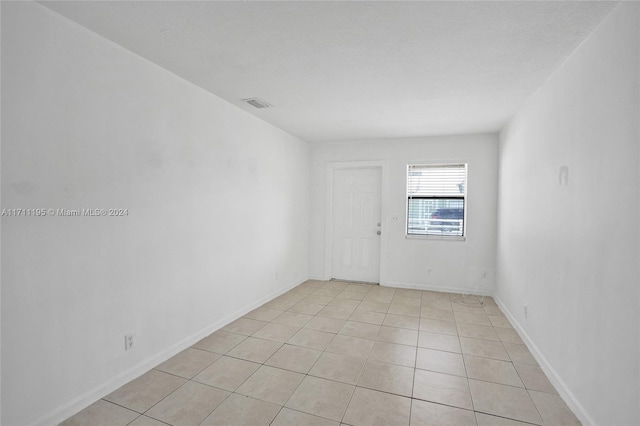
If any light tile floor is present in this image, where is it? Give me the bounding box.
[61,280,581,426]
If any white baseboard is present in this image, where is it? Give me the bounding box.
[37,276,306,426]
[307,274,326,281]
[493,295,595,426]
[381,280,494,297]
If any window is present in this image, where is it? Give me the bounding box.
[407,163,467,237]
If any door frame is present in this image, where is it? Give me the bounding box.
[324,161,388,283]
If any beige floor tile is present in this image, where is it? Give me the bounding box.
[369,287,396,296]
[468,380,542,425]
[251,322,300,343]
[395,288,423,298]
[193,330,246,354]
[456,323,500,341]
[454,311,492,326]
[328,297,361,309]
[529,390,580,425]
[514,364,556,393]
[482,297,498,306]
[236,365,305,405]
[495,327,524,345]
[292,286,318,295]
[376,326,418,346]
[126,416,167,426]
[502,343,538,365]
[154,348,220,379]
[303,280,326,288]
[357,359,414,397]
[364,293,394,304]
[302,295,334,305]
[278,292,307,302]
[309,351,366,385]
[265,344,322,374]
[383,314,420,330]
[271,407,339,426]
[285,376,355,422]
[392,295,422,306]
[416,348,466,377]
[272,311,314,328]
[483,305,504,316]
[318,305,355,320]
[314,288,342,297]
[264,299,297,311]
[369,341,416,368]
[104,370,187,413]
[339,321,380,340]
[294,282,317,291]
[226,337,282,363]
[200,393,280,426]
[418,331,461,353]
[419,319,458,335]
[459,337,510,361]
[488,315,513,329]
[420,307,455,321]
[337,291,367,301]
[388,304,421,317]
[325,335,375,359]
[324,281,350,290]
[451,301,487,313]
[346,283,373,293]
[413,369,473,410]
[288,328,336,350]
[244,307,284,322]
[356,301,390,313]
[410,399,476,426]
[193,356,260,391]
[464,356,523,387]
[289,302,325,315]
[343,387,411,426]
[60,400,139,426]
[146,381,229,426]
[421,299,453,311]
[475,412,533,425]
[222,318,268,336]
[349,309,386,325]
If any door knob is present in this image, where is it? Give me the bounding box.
[377,230,381,235]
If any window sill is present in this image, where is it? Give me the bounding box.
[405,234,466,242]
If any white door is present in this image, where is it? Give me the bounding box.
[331,167,382,283]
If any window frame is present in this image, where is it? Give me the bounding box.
[405,163,468,241]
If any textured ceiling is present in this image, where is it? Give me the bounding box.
[41,1,616,143]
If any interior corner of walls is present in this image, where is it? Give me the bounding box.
[492,295,596,426]
[307,274,326,281]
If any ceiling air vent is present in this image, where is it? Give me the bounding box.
[243,98,272,109]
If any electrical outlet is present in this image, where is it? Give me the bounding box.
[524,305,528,319]
[125,334,134,351]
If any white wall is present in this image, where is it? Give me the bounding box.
[496,3,639,425]
[309,134,498,294]
[1,3,309,425]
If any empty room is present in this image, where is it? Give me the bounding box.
[1,1,638,425]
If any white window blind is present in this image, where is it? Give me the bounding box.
[407,164,467,237]
[407,164,467,197]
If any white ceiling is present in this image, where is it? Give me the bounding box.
[41,1,616,143]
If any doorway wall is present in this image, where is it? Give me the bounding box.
[309,134,499,294]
